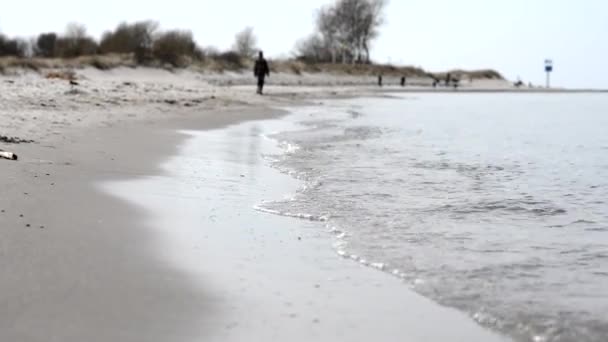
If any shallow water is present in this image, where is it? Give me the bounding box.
[101,115,510,342]
[259,94,608,342]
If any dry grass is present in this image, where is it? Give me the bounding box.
[69,54,136,69]
[0,57,49,72]
[267,60,433,78]
[0,54,137,74]
[0,55,504,81]
[45,70,76,81]
[192,53,248,73]
[432,69,504,81]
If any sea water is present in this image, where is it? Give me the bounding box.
[258,93,608,342]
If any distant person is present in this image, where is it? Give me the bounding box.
[400,76,406,87]
[378,74,383,87]
[254,51,270,95]
[432,76,439,88]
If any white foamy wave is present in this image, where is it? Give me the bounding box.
[278,141,301,154]
[253,204,328,222]
[261,154,280,163]
[472,311,499,326]
[332,240,347,250]
[371,262,386,271]
[260,133,276,142]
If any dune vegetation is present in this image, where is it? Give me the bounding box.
[0,0,503,81]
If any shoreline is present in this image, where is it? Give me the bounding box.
[1,80,511,340]
[379,87,608,93]
[100,109,511,341]
[4,69,599,340]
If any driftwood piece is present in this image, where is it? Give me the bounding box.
[0,151,18,161]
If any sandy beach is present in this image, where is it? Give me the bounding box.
[0,67,519,341]
[1,0,605,338]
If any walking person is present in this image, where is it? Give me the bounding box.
[254,51,270,95]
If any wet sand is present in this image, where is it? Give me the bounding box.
[0,107,283,341]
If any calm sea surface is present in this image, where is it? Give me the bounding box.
[259,94,608,342]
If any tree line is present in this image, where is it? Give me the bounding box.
[1,22,197,67]
[0,20,262,68]
[0,0,388,67]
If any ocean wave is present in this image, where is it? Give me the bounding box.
[412,160,510,173]
[584,227,608,232]
[257,98,608,342]
[570,219,598,225]
[430,199,567,217]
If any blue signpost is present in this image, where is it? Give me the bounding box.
[545,59,553,88]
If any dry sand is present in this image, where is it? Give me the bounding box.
[0,68,513,341]
[0,67,373,143]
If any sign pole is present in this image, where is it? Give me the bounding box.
[545,59,553,88]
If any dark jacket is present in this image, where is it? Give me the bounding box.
[254,58,270,78]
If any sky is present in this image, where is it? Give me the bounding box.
[1,0,606,88]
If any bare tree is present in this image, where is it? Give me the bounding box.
[65,22,87,40]
[232,27,258,58]
[152,30,197,67]
[295,34,328,62]
[316,5,341,63]
[360,0,387,63]
[35,33,57,57]
[335,0,387,63]
[201,45,220,58]
[0,35,28,57]
[334,0,363,63]
[131,21,159,49]
[56,23,98,57]
[301,0,388,64]
[100,21,159,54]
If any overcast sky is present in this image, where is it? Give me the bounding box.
[1,0,606,88]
